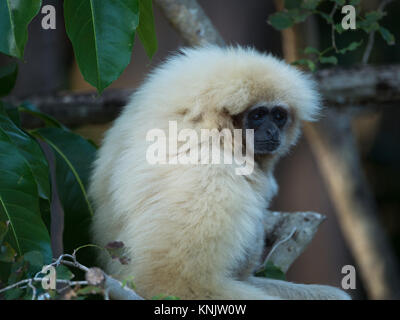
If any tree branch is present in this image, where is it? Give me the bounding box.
[6,64,400,129]
[154,0,225,46]
[262,211,326,273]
[315,64,400,108]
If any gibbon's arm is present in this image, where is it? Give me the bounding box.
[248,277,351,300]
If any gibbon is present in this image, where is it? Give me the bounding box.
[89,46,350,300]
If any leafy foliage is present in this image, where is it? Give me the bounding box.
[268,0,395,71]
[138,0,158,58]
[0,103,52,263]
[0,57,100,299]
[0,0,158,93]
[31,126,97,255]
[63,0,139,93]
[0,63,18,97]
[0,2,159,298]
[0,0,42,59]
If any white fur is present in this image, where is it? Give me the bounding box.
[89,46,350,300]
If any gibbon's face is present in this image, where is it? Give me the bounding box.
[241,103,290,155]
[232,100,294,156]
[139,46,321,157]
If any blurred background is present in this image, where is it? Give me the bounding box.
[1,0,399,300]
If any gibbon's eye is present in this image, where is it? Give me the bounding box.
[250,109,267,121]
[271,107,288,127]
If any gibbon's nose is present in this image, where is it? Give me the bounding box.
[266,127,279,142]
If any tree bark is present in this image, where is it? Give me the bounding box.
[154,0,225,47]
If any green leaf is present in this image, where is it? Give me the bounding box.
[364,11,384,23]
[255,261,286,280]
[19,103,64,129]
[284,0,301,9]
[0,63,18,97]
[304,46,320,55]
[0,105,50,200]
[55,264,74,281]
[0,221,9,244]
[64,0,139,93]
[138,0,158,59]
[317,11,333,24]
[301,0,321,10]
[379,26,395,45]
[0,242,16,262]
[4,287,23,300]
[268,12,294,30]
[0,104,52,263]
[338,40,363,54]
[358,11,383,33]
[23,250,44,276]
[331,0,345,5]
[319,55,338,65]
[8,256,29,283]
[358,20,379,33]
[4,103,21,127]
[335,23,345,34]
[31,128,97,255]
[0,0,42,59]
[76,285,103,296]
[288,8,311,23]
[121,275,136,289]
[292,59,316,72]
[349,0,361,5]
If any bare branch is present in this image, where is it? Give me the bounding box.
[154,0,225,46]
[6,89,133,129]
[102,273,144,300]
[0,252,144,300]
[27,280,37,300]
[315,64,400,108]
[262,211,326,273]
[6,64,400,129]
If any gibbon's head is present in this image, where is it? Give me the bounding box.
[137,46,321,157]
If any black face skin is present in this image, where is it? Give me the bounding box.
[243,106,288,154]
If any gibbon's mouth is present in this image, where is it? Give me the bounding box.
[255,140,280,153]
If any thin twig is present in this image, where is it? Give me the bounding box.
[362,0,393,64]
[330,3,338,52]
[257,227,297,273]
[0,252,143,300]
[27,280,37,300]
